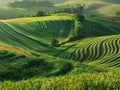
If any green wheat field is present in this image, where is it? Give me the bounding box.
[0,0,120,90]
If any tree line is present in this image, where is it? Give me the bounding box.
[54,5,84,14]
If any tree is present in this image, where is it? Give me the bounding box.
[51,39,59,47]
[75,14,85,22]
[36,11,46,16]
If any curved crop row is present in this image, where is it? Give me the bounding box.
[58,35,120,67]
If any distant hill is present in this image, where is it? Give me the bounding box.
[103,0,120,3]
[8,1,54,8]
[0,0,120,19]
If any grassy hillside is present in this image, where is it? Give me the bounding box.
[0,16,119,54]
[0,16,74,53]
[1,16,74,44]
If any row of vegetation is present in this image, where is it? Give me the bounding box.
[54,5,84,14]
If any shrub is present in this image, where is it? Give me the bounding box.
[51,39,59,47]
[36,11,46,17]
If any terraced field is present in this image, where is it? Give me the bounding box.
[58,35,120,67]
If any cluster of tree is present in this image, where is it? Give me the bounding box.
[54,5,84,14]
[69,14,85,41]
[8,1,54,8]
[50,14,85,46]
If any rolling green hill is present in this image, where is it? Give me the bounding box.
[0,16,74,52]
[0,12,120,89]
[0,15,119,54]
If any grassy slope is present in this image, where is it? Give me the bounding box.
[0,16,74,52]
